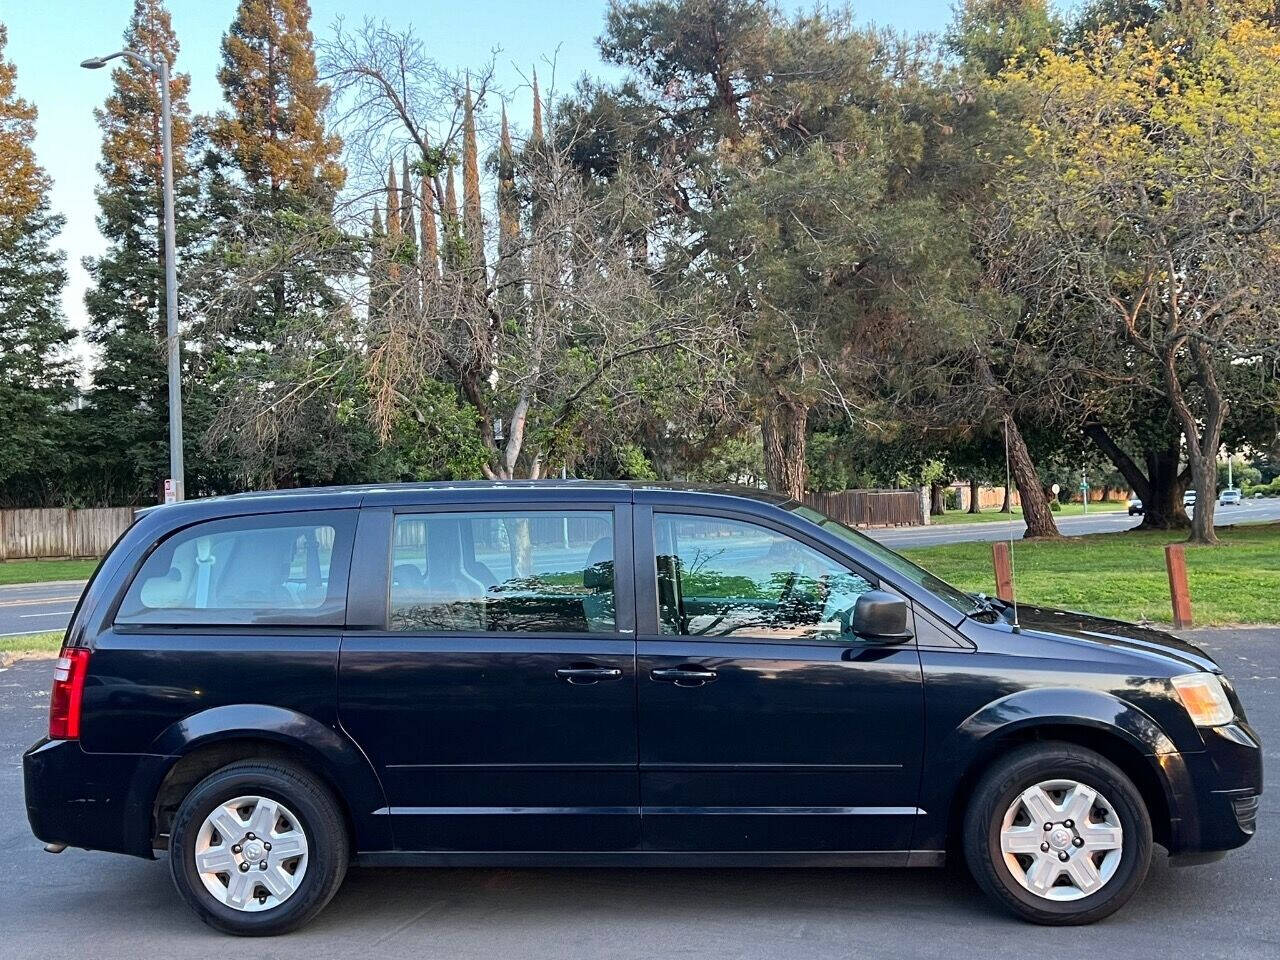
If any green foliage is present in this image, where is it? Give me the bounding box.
[0,27,76,506]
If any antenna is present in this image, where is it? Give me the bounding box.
[1002,416,1022,631]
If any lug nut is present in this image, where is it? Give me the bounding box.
[1040,842,1050,852]
[231,844,242,854]
[263,842,272,851]
[1058,851,1069,862]
[1073,837,1084,847]
[259,860,268,870]
[246,833,256,841]
[239,862,249,872]
[1044,823,1054,831]
[1064,819,1074,829]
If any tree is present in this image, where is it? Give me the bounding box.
[945,0,1061,75]
[0,24,75,504]
[596,2,981,500]
[318,22,734,484]
[998,2,1280,542]
[198,0,363,489]
[81,0,197,504]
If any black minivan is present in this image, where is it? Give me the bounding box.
[24,482,1261,934]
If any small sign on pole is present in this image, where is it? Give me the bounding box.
[164,478,177,505]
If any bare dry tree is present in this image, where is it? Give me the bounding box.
[323,19,738,482]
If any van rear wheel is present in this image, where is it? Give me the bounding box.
[168,760,348,936]
[963,742,1152,925]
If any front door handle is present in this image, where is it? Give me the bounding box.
[555,666,624,685]
[650,666,718,686]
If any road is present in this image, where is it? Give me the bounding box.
[874,496,1280,548]
[0,628,1275,959]
[3,498,1280,638]
[0,581,84,639]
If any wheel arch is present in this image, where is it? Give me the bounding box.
[143,705,391,854]
[943,722,1174,853]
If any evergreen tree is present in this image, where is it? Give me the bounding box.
[199,0,363,489]
[81,0,197,504]
[0,24,76,504]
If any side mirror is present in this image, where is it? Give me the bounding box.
[851,591,912,643]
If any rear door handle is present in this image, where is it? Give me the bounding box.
[650,667,718,686]
[555,666,623,685]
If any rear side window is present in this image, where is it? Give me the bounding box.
[115,511,356,626]
[390,510,616,634]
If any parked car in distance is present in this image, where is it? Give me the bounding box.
[1219,489,1242,507]
[1127,497,1144,516]
[24,482,1261,934]
[1184,489,1198,507]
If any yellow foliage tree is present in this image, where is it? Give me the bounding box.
[998,1,1280,543]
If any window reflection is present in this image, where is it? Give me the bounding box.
[390,511,615,634]
[655,514,873,641]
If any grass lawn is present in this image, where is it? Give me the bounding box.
[933,501,1130,525]
[901,522,1280,626]
[0,630,63,665]
[0,558,98,586]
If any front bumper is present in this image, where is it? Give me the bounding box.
[1165,720,1263,858]
[23,738,168,859]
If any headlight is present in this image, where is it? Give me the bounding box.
[1171,672,1234,727]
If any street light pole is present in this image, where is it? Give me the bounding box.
[81,50,184,502]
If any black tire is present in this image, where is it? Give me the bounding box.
[168,760,349,936]
[963,742,1153,925]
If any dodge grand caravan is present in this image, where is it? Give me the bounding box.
[24,483,1261,934]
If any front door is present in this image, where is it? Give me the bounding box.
[338,503,639,851]
[634,506,925,853]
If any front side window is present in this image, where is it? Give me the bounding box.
[116,511,353,626]
[390,510,616,634]
[654,513,874,642]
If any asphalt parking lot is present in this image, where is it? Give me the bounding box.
[1,629,1275,960]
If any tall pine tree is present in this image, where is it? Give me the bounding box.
[200,0,364,488]
[0,24,76,505]
[81,0,196,505]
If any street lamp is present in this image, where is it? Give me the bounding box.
[81,50,185,503]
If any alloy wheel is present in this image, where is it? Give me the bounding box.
[193,794,309,912]
[998,778,1124,901]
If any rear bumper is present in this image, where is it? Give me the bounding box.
[1165,721,1263,858]
[23,738,168,859]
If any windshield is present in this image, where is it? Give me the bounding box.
[789,504,981,616]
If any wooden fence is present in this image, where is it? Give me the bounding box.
[0,507,137,561]
[803,489,924,528]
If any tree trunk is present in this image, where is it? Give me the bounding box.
[1166,341,1225,545]
[1083,422,1189,530]
[929,482,946,516]
[968,478,982,513]
[1001,481,1011,513]
[1005,416,1060,538]
[1188,456,1219,544]
[761,400,808,500]
[1142,447,1190,530]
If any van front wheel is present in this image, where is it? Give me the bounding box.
[963,742,1153,925]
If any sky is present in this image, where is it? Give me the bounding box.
[2,0,952,357]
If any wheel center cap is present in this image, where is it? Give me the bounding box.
[243,840,264,860]
[1048,827,1073,850]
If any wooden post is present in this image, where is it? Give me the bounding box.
[992,541,1015,602]
[1165,543,1193,629]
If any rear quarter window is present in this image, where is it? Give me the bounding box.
[114,510,356,627]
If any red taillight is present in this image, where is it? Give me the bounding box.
[49,647,90,740]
